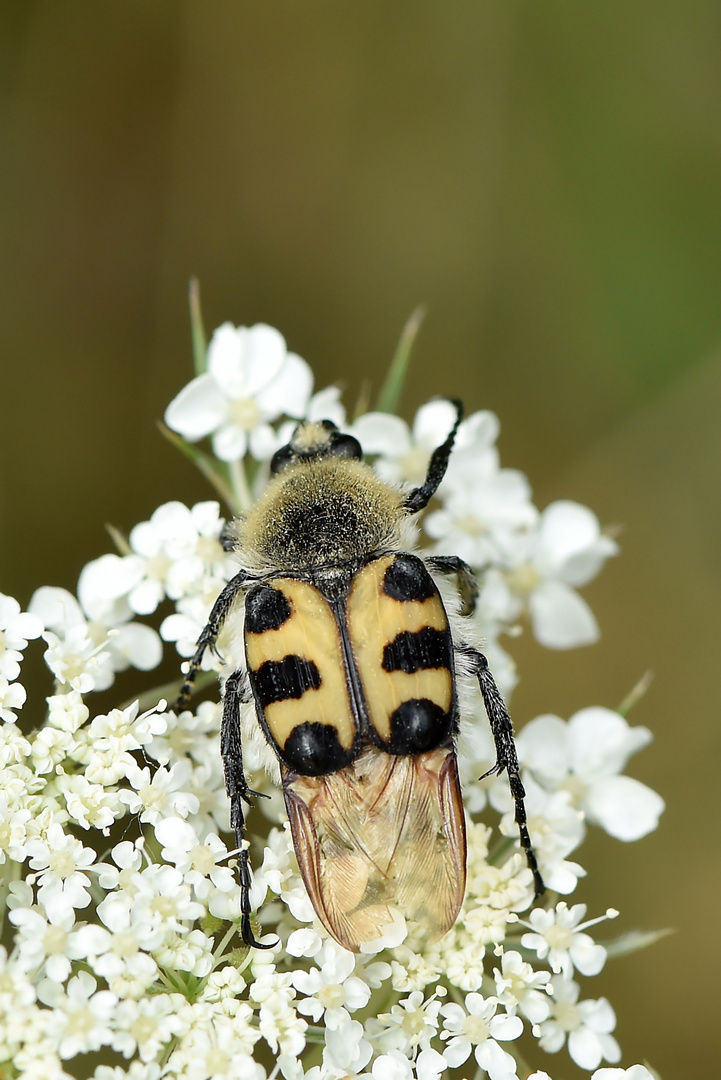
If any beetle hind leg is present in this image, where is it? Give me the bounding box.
[463,645,545,899]
[222,668,275,950]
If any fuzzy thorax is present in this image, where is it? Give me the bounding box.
[235,456,407,571]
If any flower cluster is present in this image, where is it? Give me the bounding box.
[0,316,664,1080]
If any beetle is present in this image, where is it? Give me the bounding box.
[176,400,543,951]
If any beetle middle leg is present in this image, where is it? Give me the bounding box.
[426,554,479,616]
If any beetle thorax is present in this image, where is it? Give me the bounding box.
[237,457,406,571]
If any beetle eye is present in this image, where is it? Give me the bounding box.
[270,444,295,475]
[330,433,363,460]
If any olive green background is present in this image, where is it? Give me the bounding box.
[1,4,720,1078]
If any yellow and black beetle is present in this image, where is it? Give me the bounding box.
[177,401,543,951]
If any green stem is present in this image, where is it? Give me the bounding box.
[229,457,253,515]
[375,305,426,414]
[189,277,208,376]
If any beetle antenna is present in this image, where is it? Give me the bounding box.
[402,399,463,514]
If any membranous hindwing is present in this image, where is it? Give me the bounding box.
[244,578,360,775]
[346,552,456,754]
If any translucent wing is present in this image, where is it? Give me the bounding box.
[283,744,466,952]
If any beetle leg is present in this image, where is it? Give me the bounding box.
[174,569,251,711]
[426,554,479,616]
[402,399,463,513]
[222,668,275,950]
[463,645,545,899]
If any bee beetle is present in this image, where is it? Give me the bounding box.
[176,400,543,951]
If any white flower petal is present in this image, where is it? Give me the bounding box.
[584,775,665,840]
[538,501,602,567]
[489,1012,523,1041]
[351,413,411,456]
[413,399,460,445]
[242,324,289,394]
[568,707,652,778]
[443,1035,472,1068]
[165,373,229,440]
[559,536,619,587]
[207,323,249,396]
[516,714,571,783]
[307,386,346,426]
[568,1026,604,1071]
[474,1038,519,1080]
[111,624,162,672]
[416,1047,447,1080]
[529,580,600,649]
[29,587,85,631]
[256,352,313,419]
[212,423,248,462]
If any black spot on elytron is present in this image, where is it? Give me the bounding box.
[383,554,436,602]
[382,627,452,674]
[283,721,356,776]
[245,585,291,633]
[250,656,321,708]
[386,698,452,755]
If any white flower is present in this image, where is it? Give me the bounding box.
[165,322,313,461]
[520,903,616,978]
[154,816,235,896]
[515,501,617,648]
[46,692,89,733]
[539,977,621,1071]
[314,1015,372,1078]
[517,707,665,841]
[371,1047,447,1080]
[492,775,586,895]
[119,761,200,826]
[352,400,500,493]
[0,676,27,722]
[440,993,522,1078]
[121,500,234,615]
[98,863,204,953]
[376,990,443,1054]
[30,586,161,691]
[26,823,98,918]
[110,995,185,1061]
[80,700,167,786]
[425,471,537,569]
[292,939,371,1028]
[0,593,43,680]
[10,906,78,982]
[478,501,618,649]
[55,773,122,830]
[38,970,116,1059]
[492,950,552,1024]
[251,973,307,1057]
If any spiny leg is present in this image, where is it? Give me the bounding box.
[464,645,545,898]
[222,669,274,949]
[426,554,479,616]
[175,569,251,712]
[403,399,464,514]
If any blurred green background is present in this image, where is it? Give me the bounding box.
[1,3,719,1077]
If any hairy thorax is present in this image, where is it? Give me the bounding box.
[235,457,407,572]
